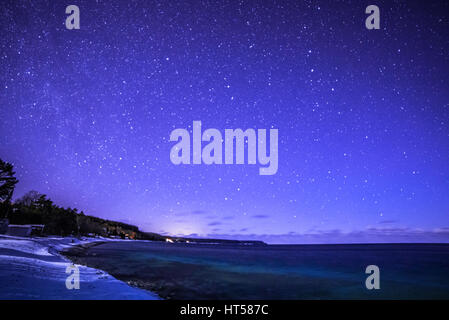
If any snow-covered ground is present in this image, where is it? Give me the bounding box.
[0,235,160,300]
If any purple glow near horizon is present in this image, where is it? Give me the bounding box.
[1,1,449,243]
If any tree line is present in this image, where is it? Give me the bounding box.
[0,158,165,240]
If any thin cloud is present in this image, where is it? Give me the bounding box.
[379,220,399,224]
[192,210,207,215]
[251,214,270,219]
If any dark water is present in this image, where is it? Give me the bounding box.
[69,242,449,299]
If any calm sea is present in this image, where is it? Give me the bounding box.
[70,242,449,299]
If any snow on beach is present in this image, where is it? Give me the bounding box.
[0,235,160,300]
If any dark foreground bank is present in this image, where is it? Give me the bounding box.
[63,241,449,300]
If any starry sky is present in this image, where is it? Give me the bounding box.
[1,0,449,243]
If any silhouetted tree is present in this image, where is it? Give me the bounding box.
[0,159,19,217]
[15,190,42,206]
[0,159,18,202]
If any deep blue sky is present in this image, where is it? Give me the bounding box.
[1,0,449,243]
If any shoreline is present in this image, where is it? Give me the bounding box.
[61,240,173,299]
[59,240,107,257]
[0,235,161,300]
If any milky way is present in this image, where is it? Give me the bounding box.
[1,0,448,243]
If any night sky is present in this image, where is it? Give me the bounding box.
[1,0,449,243]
